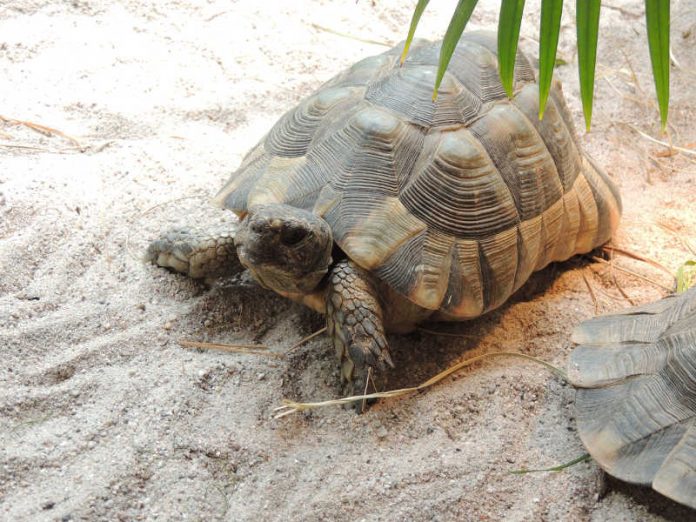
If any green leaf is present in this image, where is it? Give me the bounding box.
[401,0,430,65]
[676,260,696,293]
[433,0,480,101]
[576,0,601,131]
[498,0,526,98]
[538,0,563,120]
[645,0,670,132]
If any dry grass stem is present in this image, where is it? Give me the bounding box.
[669,46,696,79]
[363,367,373,411]
[620,51,653,110]
[592,257,673,292]
[179,340,281,357]
[624,123,696,157]
[287,327,327,353]
[511,453,592,475]
[310,23,392,47]
[590,283,628,303]
[274,351,566,418]
[655,221,696,256]
[581,272,600,314]
[601,76,652,109]
[602,3,641,17]
[0,115,82,147]
[417,326,477,338]
[609,264,638,306]
[0,141,80,153]
[602,246,676,281]
[584,268,625,302]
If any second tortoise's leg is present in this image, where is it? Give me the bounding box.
[326,259,394,399]
[146,223,243,279]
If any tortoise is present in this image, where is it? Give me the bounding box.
[569,286,696,510]
[147,31,622,393]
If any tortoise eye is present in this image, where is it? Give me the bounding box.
[280,225,308,246]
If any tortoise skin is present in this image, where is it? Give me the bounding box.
[569,286,696,510]
[214,31,622,320]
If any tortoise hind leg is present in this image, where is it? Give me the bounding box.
[146,224,243,279]
[326,259,394,403]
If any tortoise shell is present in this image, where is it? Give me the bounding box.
[569,286,696,509]
[214,31,622,318]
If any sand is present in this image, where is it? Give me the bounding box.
[1,0,695,520]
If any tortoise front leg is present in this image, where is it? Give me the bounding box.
[146,224,243,279]
[326,259,394,399]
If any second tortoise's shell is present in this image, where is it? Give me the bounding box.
[214,32,622,318]
[569,286,696,509]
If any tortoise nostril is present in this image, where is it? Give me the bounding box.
[250,219,265,234]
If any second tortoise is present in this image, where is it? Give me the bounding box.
[569,286,696,510]
[147,31,622,391]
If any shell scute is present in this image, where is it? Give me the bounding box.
[470,102,564,222]
[366,65,480,127]
[266,86,362,158]
[400,128,519,239]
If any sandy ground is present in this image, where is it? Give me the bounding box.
[1,0,695,520]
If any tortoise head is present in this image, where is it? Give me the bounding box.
[235,204,333,294]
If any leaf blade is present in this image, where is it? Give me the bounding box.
[433,0,480,101]
[400,0,431,65]
[645,0,670,132]
[538,0,563,119]
[498,0,526,98]
[676,260,696,293]
[576,0,601,131]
